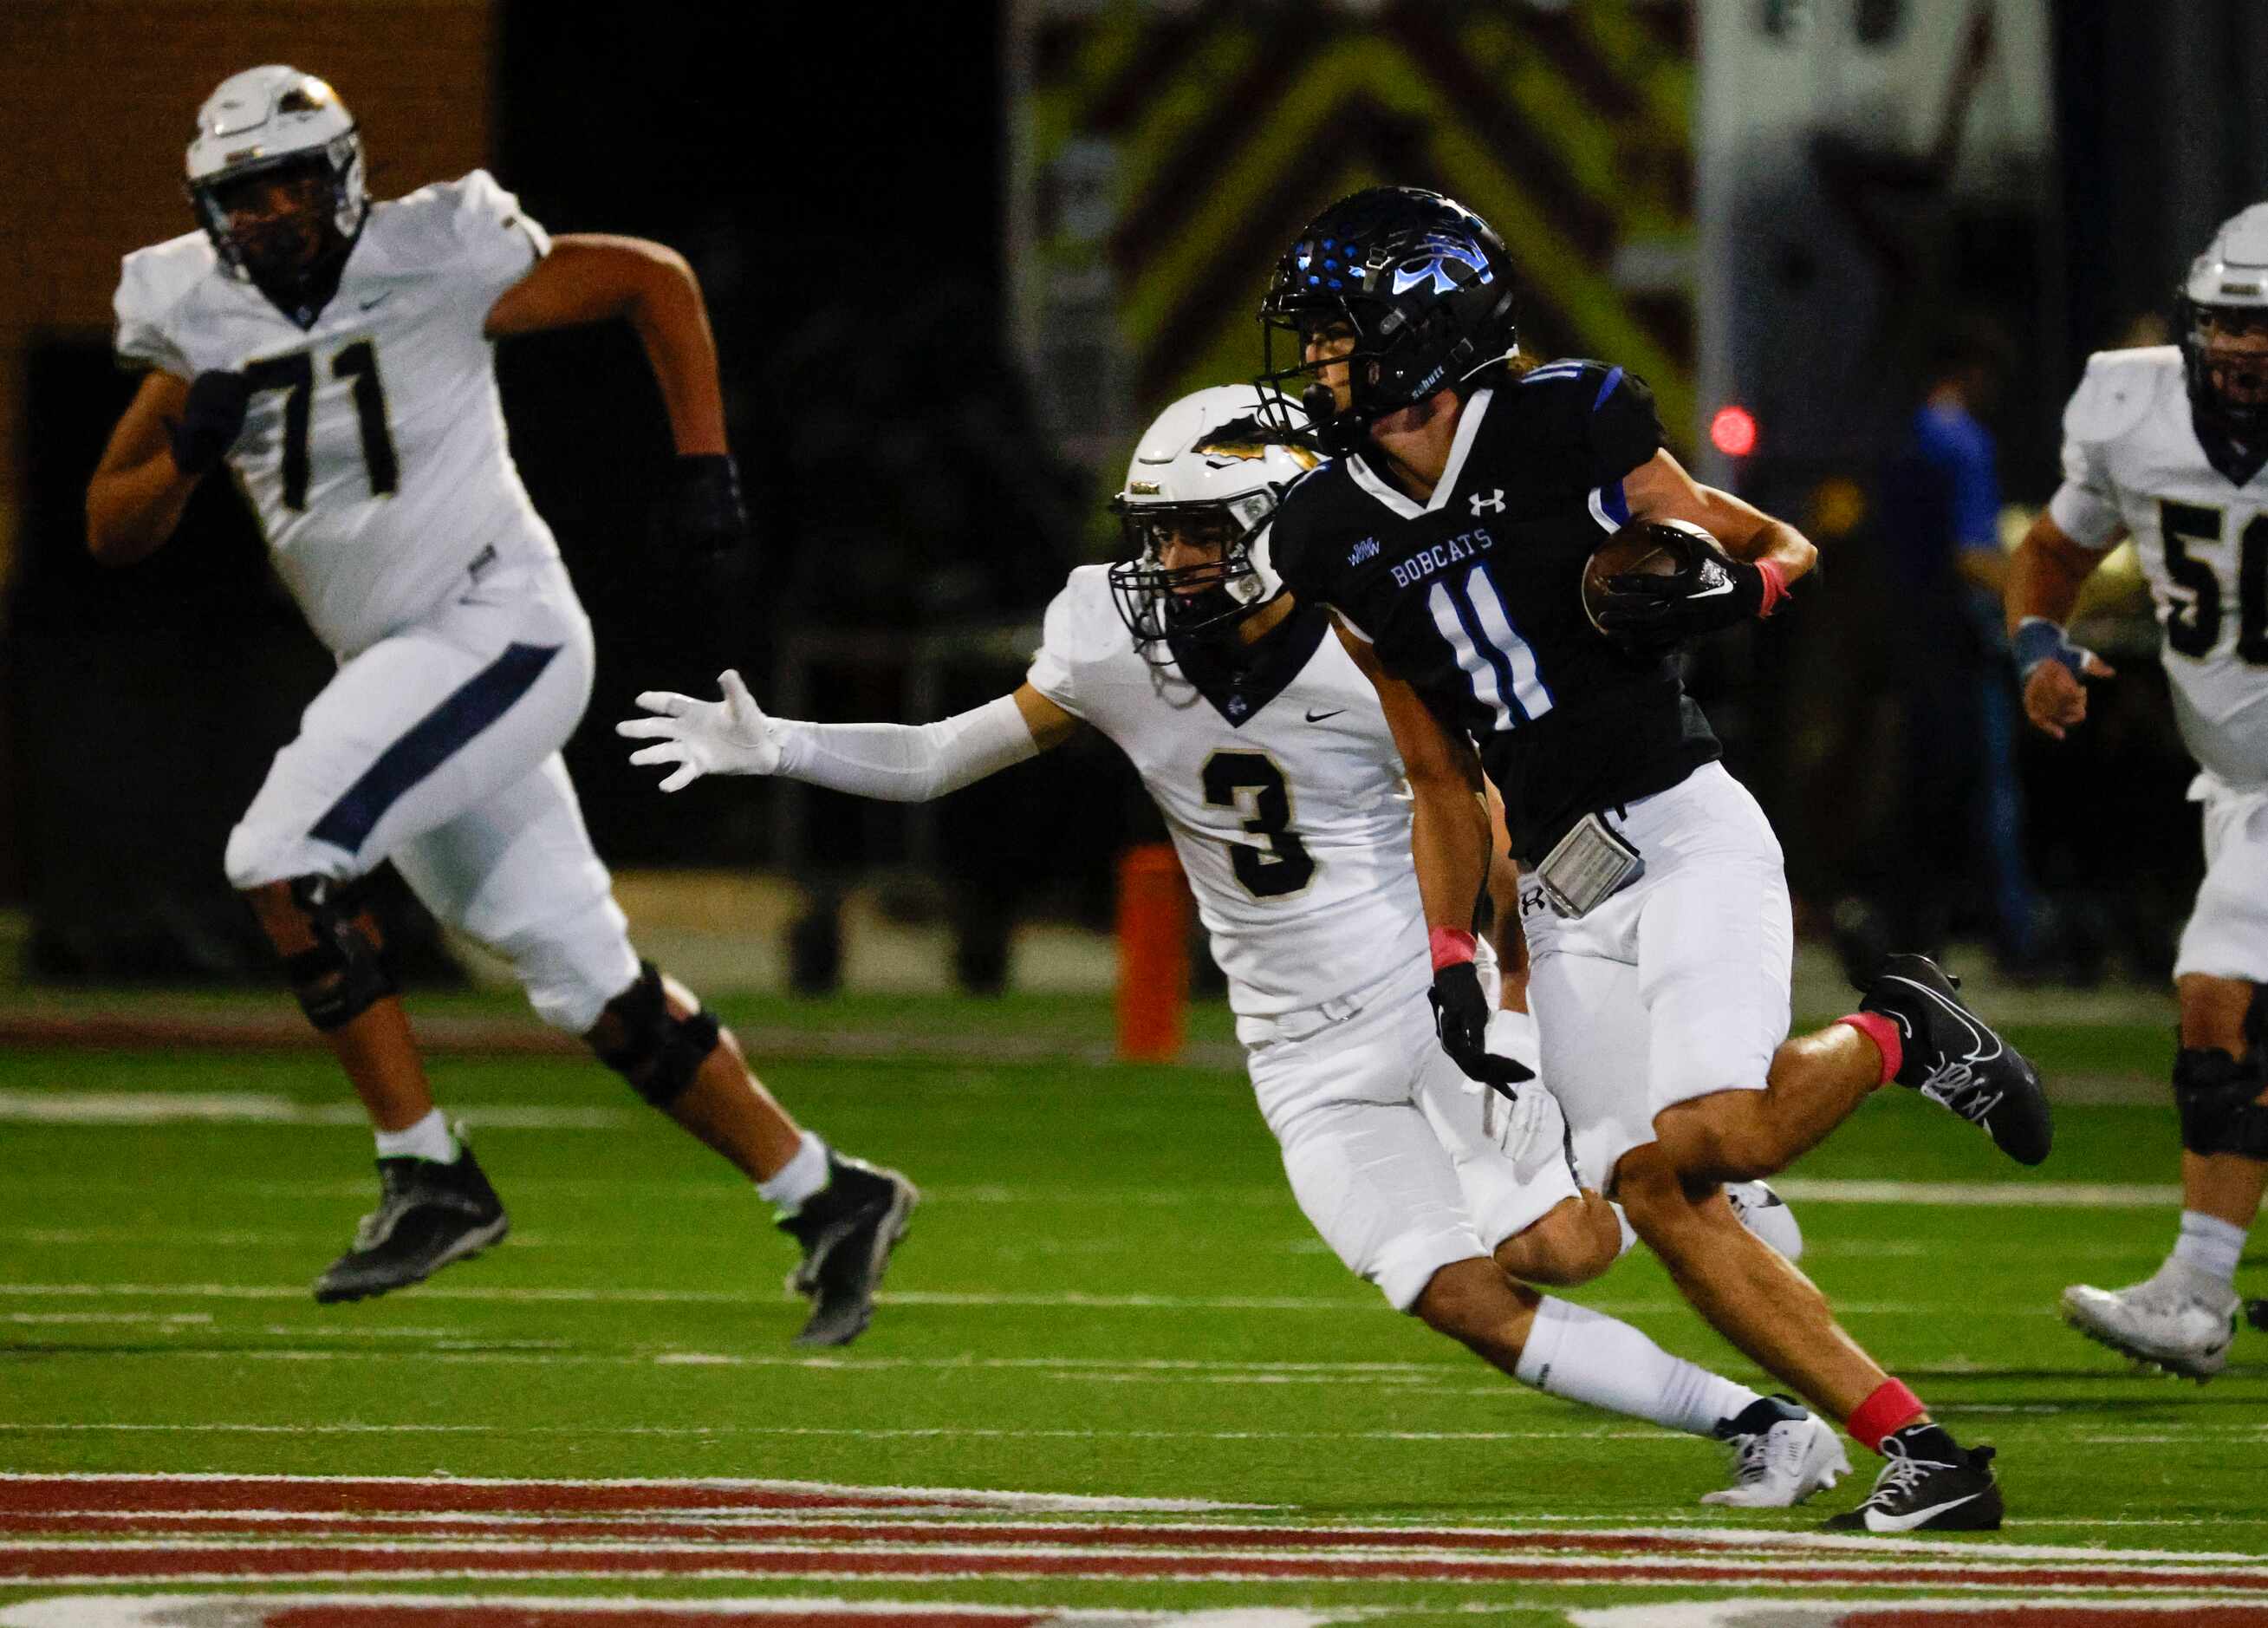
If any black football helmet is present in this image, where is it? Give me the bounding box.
[1257,186,1519,453]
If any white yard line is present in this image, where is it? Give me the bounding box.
[0,1470,1257,1513]
[1773,1179,2185,1208]
[1,1312,211,1326]
[0,1091,628,1130]
[0,1281,2063,1316]
[0,1423,1720,1442]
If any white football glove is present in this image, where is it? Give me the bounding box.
[616,668,783,791]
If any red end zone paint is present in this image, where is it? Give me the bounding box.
[0,1514,1867,1553]
[11,1477,2267,1601]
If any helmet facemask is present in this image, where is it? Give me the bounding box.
[1107,490,1280,654]
[2182,298,2268,440]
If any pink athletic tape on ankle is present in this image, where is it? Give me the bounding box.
[1838,1011,1901,1085]
[1847,1377,1926,1453]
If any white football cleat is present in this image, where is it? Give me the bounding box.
[2062,1262,2236,1381]
[1726,1180,1803,1262]
[1703,1410,1851,1508]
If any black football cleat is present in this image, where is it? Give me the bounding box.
[1859,954,2052,1165]
[313,1134,509,1304]
[778,1152,919,1348]
[1825,1424,2003,1533]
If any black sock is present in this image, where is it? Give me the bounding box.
[1714,1393,1807,1439]
[1886,1421,1961,1461]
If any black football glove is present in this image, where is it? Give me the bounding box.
[655,453,751,563]
[165,369,250,477]
[1593,551,1764,646]
[1429,960,1534,1099]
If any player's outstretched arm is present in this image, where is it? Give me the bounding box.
[86,370,217,565]
[2006,509,2118,740]
[620,673,1076,798]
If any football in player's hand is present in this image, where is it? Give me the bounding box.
[1581,519,1725,650]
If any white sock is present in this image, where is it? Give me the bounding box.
[757,1132,830,1214]
[374,1109,457,1164]
[1513,1295,1763,1438]
[1609,1202,1639,1260]
[2169,1210,2249,1287]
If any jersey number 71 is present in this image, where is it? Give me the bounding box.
[243,340,400,511]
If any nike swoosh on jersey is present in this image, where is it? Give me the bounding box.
[360,291,393,311]
[1304,708,1345,722]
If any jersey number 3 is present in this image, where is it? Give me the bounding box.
[1201,751,1315,899]
[244,340,400,511]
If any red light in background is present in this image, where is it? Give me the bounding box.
[1710,405,1758,458]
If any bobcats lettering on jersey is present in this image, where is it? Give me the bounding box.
[1268,360,1719,863]
[2050,345,2268,789]
[113,171,553,657]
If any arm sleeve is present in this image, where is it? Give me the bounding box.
[2046,428,2123,551]
[1586,365,1663,483]
[113,256,192,379]
[770,694,1040,804]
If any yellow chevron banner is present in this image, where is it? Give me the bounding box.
[1011,0,1697,485]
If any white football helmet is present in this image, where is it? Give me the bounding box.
[2180,202,2268,434]
[1106,383,1322,650]
[185,66,367,283]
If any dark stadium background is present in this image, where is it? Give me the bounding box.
[6,0,2268,988]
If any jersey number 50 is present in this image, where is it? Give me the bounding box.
[2161,500,2268,663]
[244,340,400,511]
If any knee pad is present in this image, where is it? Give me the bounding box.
[279,876,396,1032]
[2173,1047,2268,1159]
[590,961,720,1110]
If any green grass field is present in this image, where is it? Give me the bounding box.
[2,993,2264,1625]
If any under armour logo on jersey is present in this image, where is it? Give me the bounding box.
[1225,694,1249,719]
[1348,537,1380,565]
[1470,489,1505,516]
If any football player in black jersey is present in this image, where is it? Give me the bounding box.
[1254,186,2052,1532]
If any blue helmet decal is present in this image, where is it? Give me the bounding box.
[1390,232,1493,297]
